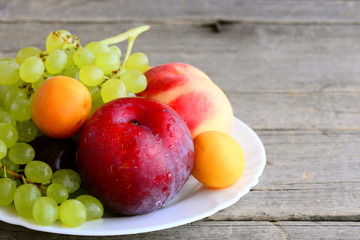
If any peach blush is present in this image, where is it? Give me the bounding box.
[139,63,233,138]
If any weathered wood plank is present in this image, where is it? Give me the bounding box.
[1,22,360,94]
[280,221,360,240]
[208,129,360,221]
[212,185,360,222]
[257,130,360,189]
[1,221,360,240]
[2,0,360,24]
[229,91,360,130]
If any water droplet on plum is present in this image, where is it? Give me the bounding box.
[162,186,169,195]
[166,124,173,131]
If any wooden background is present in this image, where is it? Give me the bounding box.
[1,0,360,239]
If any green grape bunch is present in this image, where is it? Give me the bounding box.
[0,25,151,227]
[1,25,150,111]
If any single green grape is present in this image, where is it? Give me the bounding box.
[0,61,20,85]
[0,110,16,126]
[45,49,68,74]
[62,66,80,80]
[73,47,95,69]
[25,161,53,184]
[120,70,147,93]
[85,41,110,57]
[100,78,127,103]
[0,123,19,148]
[52,169,81,194]
[32,197,59,226]
[0,178,17,206]
[109,45,121,57]
[16,47,41,64]
[8,142,34,165]
[0,85,10,103]
[76,195,104,220]
[95,52,120,75]
[46,183,69,204]
[0,140,7,159]
[16,120,38,142]
[10,98,31,122]
[19,56,45,83]
[124,52,149,73]
[14,183,41,218]
[46,30,72,53]
[3,87,26,111]
[79,65,104,86]
[59,199,87,227]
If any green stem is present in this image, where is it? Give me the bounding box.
[100,25,150,74]
[123,36,135,66]
[100,25,150,45]
[0,165,41,188]
[1,165,21,180]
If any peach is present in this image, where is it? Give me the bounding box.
[138,63,233,138]
[31,76,91,138]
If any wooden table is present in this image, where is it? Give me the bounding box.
[1,1,360,239]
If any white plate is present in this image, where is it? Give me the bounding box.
[0,117,266,236]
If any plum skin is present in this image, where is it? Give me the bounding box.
[30,136,78,172]
[77,97,194,215]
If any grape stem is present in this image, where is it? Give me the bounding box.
[0,164,44,192]
[100,25,150,69]
[2,165,7,178]
[99,25,150,46]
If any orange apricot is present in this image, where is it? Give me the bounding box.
[191,131,245,189]
[31,76,91,138]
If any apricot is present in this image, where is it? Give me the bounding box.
[192,131,245,189]
[31,76,91,138]
[138,63,233,138]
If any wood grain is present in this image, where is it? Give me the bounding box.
[0,1,359,239]
[2,0,360,24]
[1,221,360,240]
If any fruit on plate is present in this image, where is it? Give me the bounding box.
[0,24,246,228]
[31,76,92,138]
[77,97,194,215]
[138,63,233,138]
[191,131,245,189]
